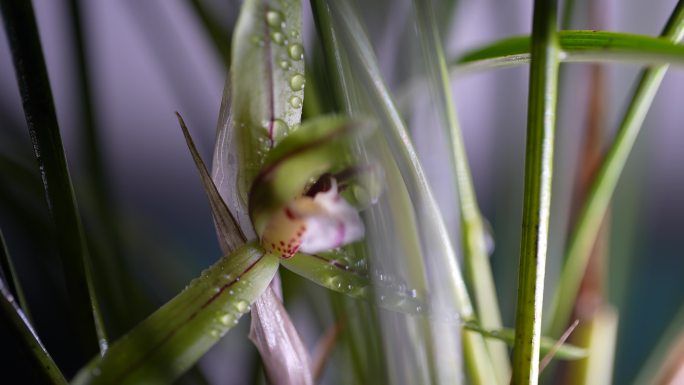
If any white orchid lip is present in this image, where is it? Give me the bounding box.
[261,177,364,258]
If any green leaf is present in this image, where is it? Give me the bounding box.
[220,0,306,217]
[1,252,67,385]
[248,116,365,236]
[454,30,684,73]
[462,323,587,361]
[511,1,560,384]
[546,0,684,338]
[411,0,509,382]
[282,251,369,298]
[71,242,279,385]
[0,0,105,355]
[177,112,246,253]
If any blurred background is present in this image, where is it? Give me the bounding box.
[1,0,683,383]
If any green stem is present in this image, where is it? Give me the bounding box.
[412,0,509,382]
[511,0,559,384]
[546,0,684,338]
[0,0,106,356]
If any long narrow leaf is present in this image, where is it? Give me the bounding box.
[318,1,497,383]
[546,0,684,337]
[1,264,67,384]
[412,1,509,382]
[0,0,105,355]
[71,243,279,385]
[511,0,560,384]
[0,228,30,319]
[462,323,586,361]
[453,30,684,74]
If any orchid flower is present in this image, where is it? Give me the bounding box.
[260,176,365,259]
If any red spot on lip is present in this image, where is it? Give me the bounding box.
[285,208,296,220]
[279,241,285,246]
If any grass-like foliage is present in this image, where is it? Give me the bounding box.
[1,0,684,384]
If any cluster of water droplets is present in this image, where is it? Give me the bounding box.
[203,264,256,339]
[246,5,307,150]
[371,269,427,315]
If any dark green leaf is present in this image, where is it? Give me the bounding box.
[0,229,31,321]
[0,0,104,355]
[1,259,67,384]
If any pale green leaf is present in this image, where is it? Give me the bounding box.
[71,243,279,385]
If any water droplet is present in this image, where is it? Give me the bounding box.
[288,43,304,60]
[482,219,496,256]
[266,10,285,29]
[234,300,250,313]
[416,305,423,312]
[289,96,302,108]
[290,30,298,38]
[289,74,305,91]
[251,35,264,47]
[271,119,289,141]
[218,312,234,326]
[271,31,286,45]
[98,339,108,354]
[235,276,240,282]
[209,328,220,338]
[228,289,234,295]
[279,59,290,70]
[410,289,418,298]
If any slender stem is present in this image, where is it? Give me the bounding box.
[546,0,684,337]
[511,0,559,384]
[412,0,509,382]
[1,276,68,385]
[0,0,105,356]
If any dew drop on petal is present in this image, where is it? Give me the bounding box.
[289,96,302,108]
[266,10,284,29]
[289,74,305,91]
[288,43,304,60]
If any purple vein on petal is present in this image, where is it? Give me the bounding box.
[309,253,367,278]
